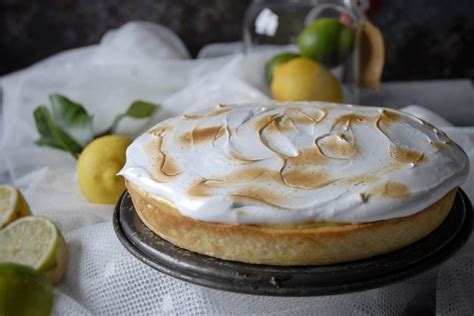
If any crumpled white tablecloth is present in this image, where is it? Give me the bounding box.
[1,21,473,315]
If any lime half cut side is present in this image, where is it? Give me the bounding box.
[0,185,31,228]
[0,216,59,272]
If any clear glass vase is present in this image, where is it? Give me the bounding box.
[244,0,369,103]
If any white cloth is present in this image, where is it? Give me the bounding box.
[1,21,473,315]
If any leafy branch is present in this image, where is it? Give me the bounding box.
[33,94,158,158]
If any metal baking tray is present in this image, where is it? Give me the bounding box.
[113,189,472,296]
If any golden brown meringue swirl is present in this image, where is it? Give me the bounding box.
[120,102,469,224]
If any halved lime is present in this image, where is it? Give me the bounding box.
[0,263,53,316]
[357,20,385,90]
[0,185,31,228]
[0,217,59,272]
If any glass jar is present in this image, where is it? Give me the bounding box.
[243,0,369,103]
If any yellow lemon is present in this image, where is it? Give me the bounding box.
[77,135,132,204]
[0,185,31,228]
[271,57,343,103]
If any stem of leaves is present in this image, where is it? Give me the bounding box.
[110,114,126,134]
[33,95,158,158]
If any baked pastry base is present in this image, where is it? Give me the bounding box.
[126,181,457,266]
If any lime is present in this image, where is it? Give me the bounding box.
[271,57,342,102]
[0,263,53,316]
[298,18,354,68]
[0,216,68,284]
[77,135,132,204]
[0,185,31,228]
[264,52,299,84]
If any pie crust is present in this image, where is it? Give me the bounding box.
[126,181,457,266]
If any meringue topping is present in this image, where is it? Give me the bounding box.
[120,102,469,224]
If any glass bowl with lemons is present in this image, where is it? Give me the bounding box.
[244,0,384,103]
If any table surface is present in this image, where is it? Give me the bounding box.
[361,79,474,126]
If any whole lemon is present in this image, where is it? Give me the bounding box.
[77,135,132,204]
[271,57,343,103]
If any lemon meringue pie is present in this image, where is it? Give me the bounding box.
[120,102,469,265]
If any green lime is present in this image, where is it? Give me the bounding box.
[264,52,299,83]
[297,18,354,68]
[0,263,53,316]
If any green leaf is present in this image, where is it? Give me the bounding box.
[49,94,94,147]
[53,128,84,158]
[33,106,60,148]
[33,105,83,158]
[34,138,63,150]
[125,101,157,118]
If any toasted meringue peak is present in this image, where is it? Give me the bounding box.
[120,102,469,224]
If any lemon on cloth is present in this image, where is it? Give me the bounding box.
[298,17,354,68]
[271,57,342,102]
[0,263,53,316]
[0,185,31,228]
[0,216,68,285]
[77,135,132,204]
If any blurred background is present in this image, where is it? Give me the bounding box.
[1,0,473,80]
